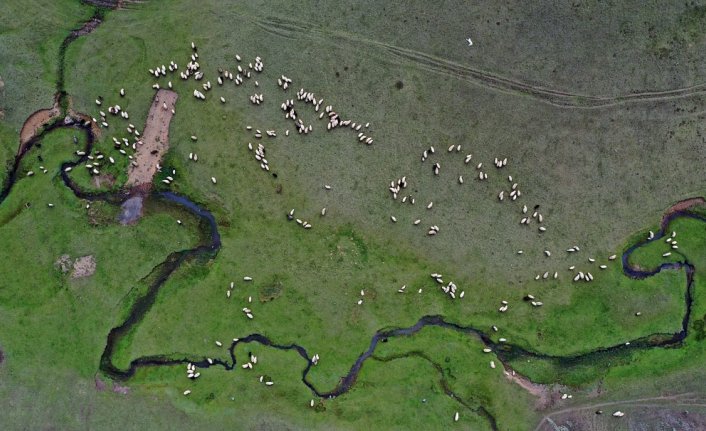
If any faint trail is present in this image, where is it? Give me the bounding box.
[533,393,706,431]
[252,14,706,109]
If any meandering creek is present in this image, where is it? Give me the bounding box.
[0,6,703,430]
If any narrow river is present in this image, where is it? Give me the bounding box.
[0,5,703,430]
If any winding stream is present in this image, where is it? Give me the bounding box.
[96,202,701,431]
[1,4,704,430]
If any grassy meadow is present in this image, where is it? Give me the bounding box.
[0,0,94,185]
[2,0,706,429]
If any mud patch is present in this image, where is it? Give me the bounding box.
[119,195,144,225]
[71,255,96,278]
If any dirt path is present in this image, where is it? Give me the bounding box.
[18,94,62,151]
[126,89,177,189]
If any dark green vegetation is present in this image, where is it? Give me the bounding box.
[3,0,706,429]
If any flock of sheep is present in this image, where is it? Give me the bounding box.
[21,39,662,423]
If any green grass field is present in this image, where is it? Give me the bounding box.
[0,0,94,185]
[3,0,706,429]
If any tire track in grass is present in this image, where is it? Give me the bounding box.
[252,13,706,109]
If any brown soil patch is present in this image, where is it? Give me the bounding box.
[503,365,555,410]
[19,93,62,149]
[71,255,96,278]
[662,197,706,229]
[0,349,4,365]
[126,89,178,189]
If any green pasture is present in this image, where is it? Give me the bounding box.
[2,0,706,429]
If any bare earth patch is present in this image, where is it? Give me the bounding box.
[112,382,130,395]
[503,366,556,410]
[126,89,178,189]
[54,254,73,273]
[19,94,62,148]
[71,255,96,279]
